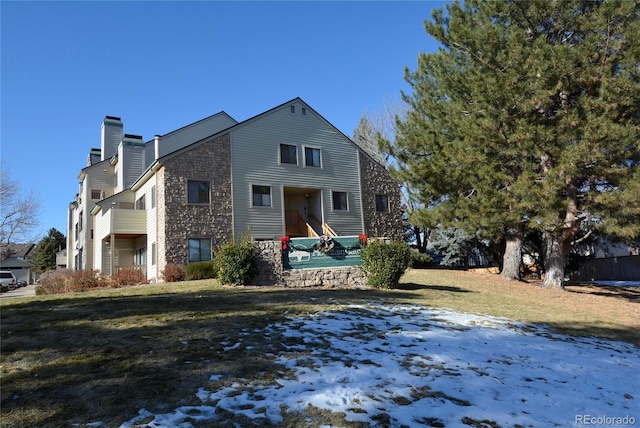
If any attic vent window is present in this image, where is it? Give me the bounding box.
[301,107,307,116]
[290,105,296,114]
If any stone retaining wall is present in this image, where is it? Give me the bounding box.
[251,240,367,288]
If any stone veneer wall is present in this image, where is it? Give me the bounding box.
[160,133,233,267]
[156,168,167,278]
[359,151,404,240]
[251,241,368,288]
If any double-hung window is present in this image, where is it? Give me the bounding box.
[188,238,212,262]
[252,185,271,207]
[280,144,297,165]
[188,180,210,204]
[375,194,390,212]
[332,191,348,211]
[304,147,321,167]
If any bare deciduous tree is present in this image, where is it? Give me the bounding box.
[0,161,40,257]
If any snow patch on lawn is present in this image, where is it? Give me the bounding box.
[120,303,639,427]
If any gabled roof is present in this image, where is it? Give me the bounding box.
[157,97,372,164]
[78,157,112,179]
[0,243,35,260]
[129,98,388,191]
[144,111,237,144]
[0,257,36,269]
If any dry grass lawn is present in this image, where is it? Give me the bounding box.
[0,268,637,427]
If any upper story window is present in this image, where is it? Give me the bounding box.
[280,144,298,165]
[290,105,296,114]
[151,186,156,208]
[301,107,307,116]
[305,147,321,167]
[332,191,348,211]
[252,185,271,207]
[135,195,146,210]
[375,194,390,212]
[188,180,210,204]
[91,189,102,200]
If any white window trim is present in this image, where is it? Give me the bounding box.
[250,183,273,208]
[331,189,349,212]
[302,145,322,169]
[278,143,298,166]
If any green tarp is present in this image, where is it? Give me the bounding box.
[283,236,363,269]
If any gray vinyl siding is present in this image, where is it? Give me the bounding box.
[120,143,144,190]
[143,113,237,168]
[231,101,363,239]
[101,118,123,161]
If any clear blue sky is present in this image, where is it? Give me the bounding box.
[1,1,445,241]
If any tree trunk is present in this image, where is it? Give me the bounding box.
[500,224,523,280]
[542,230,570,290]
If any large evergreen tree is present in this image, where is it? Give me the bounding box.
[387,0,640,289]
[30,228,66,273]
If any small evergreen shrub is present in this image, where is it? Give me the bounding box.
[410,251,433,269]
[361,240,411,289]
[112,267,149,287]
[161,263,186,283]
[215,234,258,286]
[186,260,218,280]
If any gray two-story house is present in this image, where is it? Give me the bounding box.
[68,98,403,282]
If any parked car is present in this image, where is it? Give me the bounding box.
[17,280,27,288]
[0,270,17,292]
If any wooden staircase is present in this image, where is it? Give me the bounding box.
[285,210,337,237]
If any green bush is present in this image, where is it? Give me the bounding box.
[361,240,411,289]
[215,234,258,286]
[161,263,186,283]
[186,260,218,280]
[410,250,433,269]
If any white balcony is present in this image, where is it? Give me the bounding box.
[95,208,147,240]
